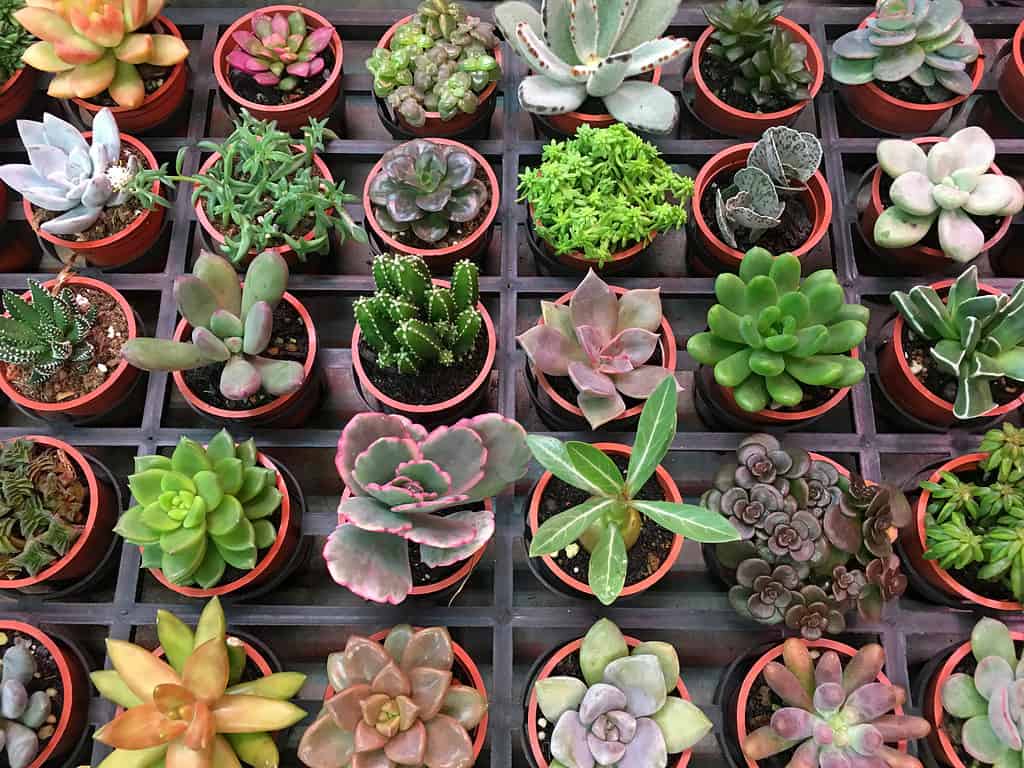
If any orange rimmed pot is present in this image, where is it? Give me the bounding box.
[998,21,1024,121]
[25,133,165,268]
[524,634,695,768]
[537,68,664,137]
[351,278,496,423]
[0,67,37,127]
[0,276,139,420]
[375,16,502,138]
[0,180,39,272]
[214,6,343,133]
[171,291,320,428]
[689,17,823,138]
[860,137,1013,275]
[690,143,832,275]
[363,138,500,271]
[525,442,685,601]
[0,436,116,592]
[901,453,1023,612]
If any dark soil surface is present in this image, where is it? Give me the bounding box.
[228,47,333,107]
[90,63,173,108]
[182,301,307,411]
[881,177,1002,252]
[537,650,585,765]
[546,344,664,414]
[876,77,934,106]
[698,53,802,114]
[382,170,492,252]
[702,173,813,254]
[0,631,64,753]
[4,286,129,404]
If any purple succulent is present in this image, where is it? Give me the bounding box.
[735,434,811,492]
[227,10,333,91]
[717,484,785,540]
[762,510,821,562]
[785,585,846,640]
[729,559,799,624]
[804,460,842,518]
[830,565,867,604]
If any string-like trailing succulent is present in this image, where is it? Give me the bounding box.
[0,637,54,768]
[831,0,981,103]
[92,597,307,768]
[517,124,693,265]
[298,625,487,768]
[891,266,1024,420]
[326,412,529,604]
[873,128,1024,264]
[0,0,32,84]
[366,0,499,127]
[687,248,868,413]
[534,619,712,768]
[355,254,483,375]
[227,10,333,92]
[114,430,283,589]
[15,0,189,107]
[517,269,676,429]
[528,377,740,605]
[0,279,97,387]
[494,0,692,134]
[743,639,931,768]
[122,250,307,402]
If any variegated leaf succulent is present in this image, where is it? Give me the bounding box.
[227,10,333,92]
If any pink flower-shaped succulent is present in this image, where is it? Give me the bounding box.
[227,10,333,91]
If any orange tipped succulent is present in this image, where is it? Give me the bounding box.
[15,0,189,108]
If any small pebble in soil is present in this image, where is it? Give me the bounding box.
[538,731,546,740]
[564,543,579,558]
[538,718,547,729]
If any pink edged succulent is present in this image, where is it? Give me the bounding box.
[324,412,530,604]
[516,270,677,429]
[298,625,487,768]
[226,10,334,92]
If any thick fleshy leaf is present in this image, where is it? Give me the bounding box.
[535,677,586,723]
[343,636,392,686]
[940,673,987,719]
[551,712,595,768]
[976,656,1014,699]
[420,426,485,496]
[300,713,355,768]
[385,720,427,766]
[571,271,619,340]
[323,523,412,604]
[106,639,180,703]
[579,389,627,429]
[423,714,474,768]
[94,703,186,749]
[614,365,674,399]
[618,717,668,768]
[651,696,712,753]
[210,694,308,732]
[418,509,494,568]
[617,289,662,333]
[403,627,455,672]
[972,618,1019,669]
[602,655,666,718]
[962,716,1011,763]
[581,618,629,686]
[183,638,229,702]
[603,79,678,135]
[441,684,487,730]
[519,323,583,377]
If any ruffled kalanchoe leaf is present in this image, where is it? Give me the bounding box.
[227,10,333,92]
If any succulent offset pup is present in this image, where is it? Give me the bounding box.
[0,638,53,768]
[742,638,931,768]
[15,0,189,108]
[326,411,530,604]
[494,0,692,134]
[227,10,333,92]
[91,597,307,768]
[298,625,487,768]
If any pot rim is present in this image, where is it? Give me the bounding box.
[526,442,685,597]
[1014,20,1024,82]
[0,65,32,99]
[362,138,501,259]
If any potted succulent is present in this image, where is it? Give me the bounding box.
[92,597,308,768]
[122,249,320,428]
[0,275,139,420]
[216,6,341,133]
[703,434,913,640]
[114,430,301,598]
[326,411,529,604]
[363,139,497,268]
[15,0,189,133]
[298,625,488,768]
[861,128,1024,275]
[367,0,501,138]
[0,109,165,268]
[882,268,1024,427]
[690,0,823,138]
[524,618,712,768]
[351,254,495,422]
[526,376,740,604]
[0,0,36,126]
[494,0,692,136]
[831,0,982,135]
[998,20,1024,122]
[518,124,693,274]
[690,126,831,275]
[686,248,868,429]
[517,269,678,430]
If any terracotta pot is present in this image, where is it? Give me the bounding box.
[25,133,164,268]
[363,139,499,270]
[538,68,664,137]
[526,442,685,599]
[878,279,1024,426]
[215,6,343,133]
[195,148,334,268]
[0,436,116,591]
[69,17,188,133]
[351,278,496,421]
[691,143,832,274]
[997,21,1024,121]
[841,16,984,135]
[375,16,502,138]
[0,277,139,419]
[901,453,1023,612]
[525,634,694,768]
[860,137,1013,274]
[689,17,823,137]
[0,67,37,127]
[172,291,320,427]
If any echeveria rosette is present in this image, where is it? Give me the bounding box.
[743,639,931,768]
[325,412,530,604]
[114,430,283,589]
[227,10,333,92]
[298,625,487,768]
[517,269,678,429]
[728,559,800,624]
[534,619,712,768]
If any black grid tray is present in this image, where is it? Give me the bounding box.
[1,2,1023,767]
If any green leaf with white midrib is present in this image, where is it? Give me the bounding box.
[529,497,620,556]
[626,375,677,496]
[589,522,626,606]
[631,501,741,543]
[566,441,624,497]
[527,435,602,496]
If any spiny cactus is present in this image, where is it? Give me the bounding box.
[0,637,54,768]
[227,10,333,92]
[355,253,483,375]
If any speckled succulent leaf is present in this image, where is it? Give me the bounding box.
[749,127,822,190]
[518,73,588,114]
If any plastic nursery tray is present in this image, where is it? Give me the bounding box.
[0,1,1023,767]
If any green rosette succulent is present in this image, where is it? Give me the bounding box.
[115,430,283,588]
